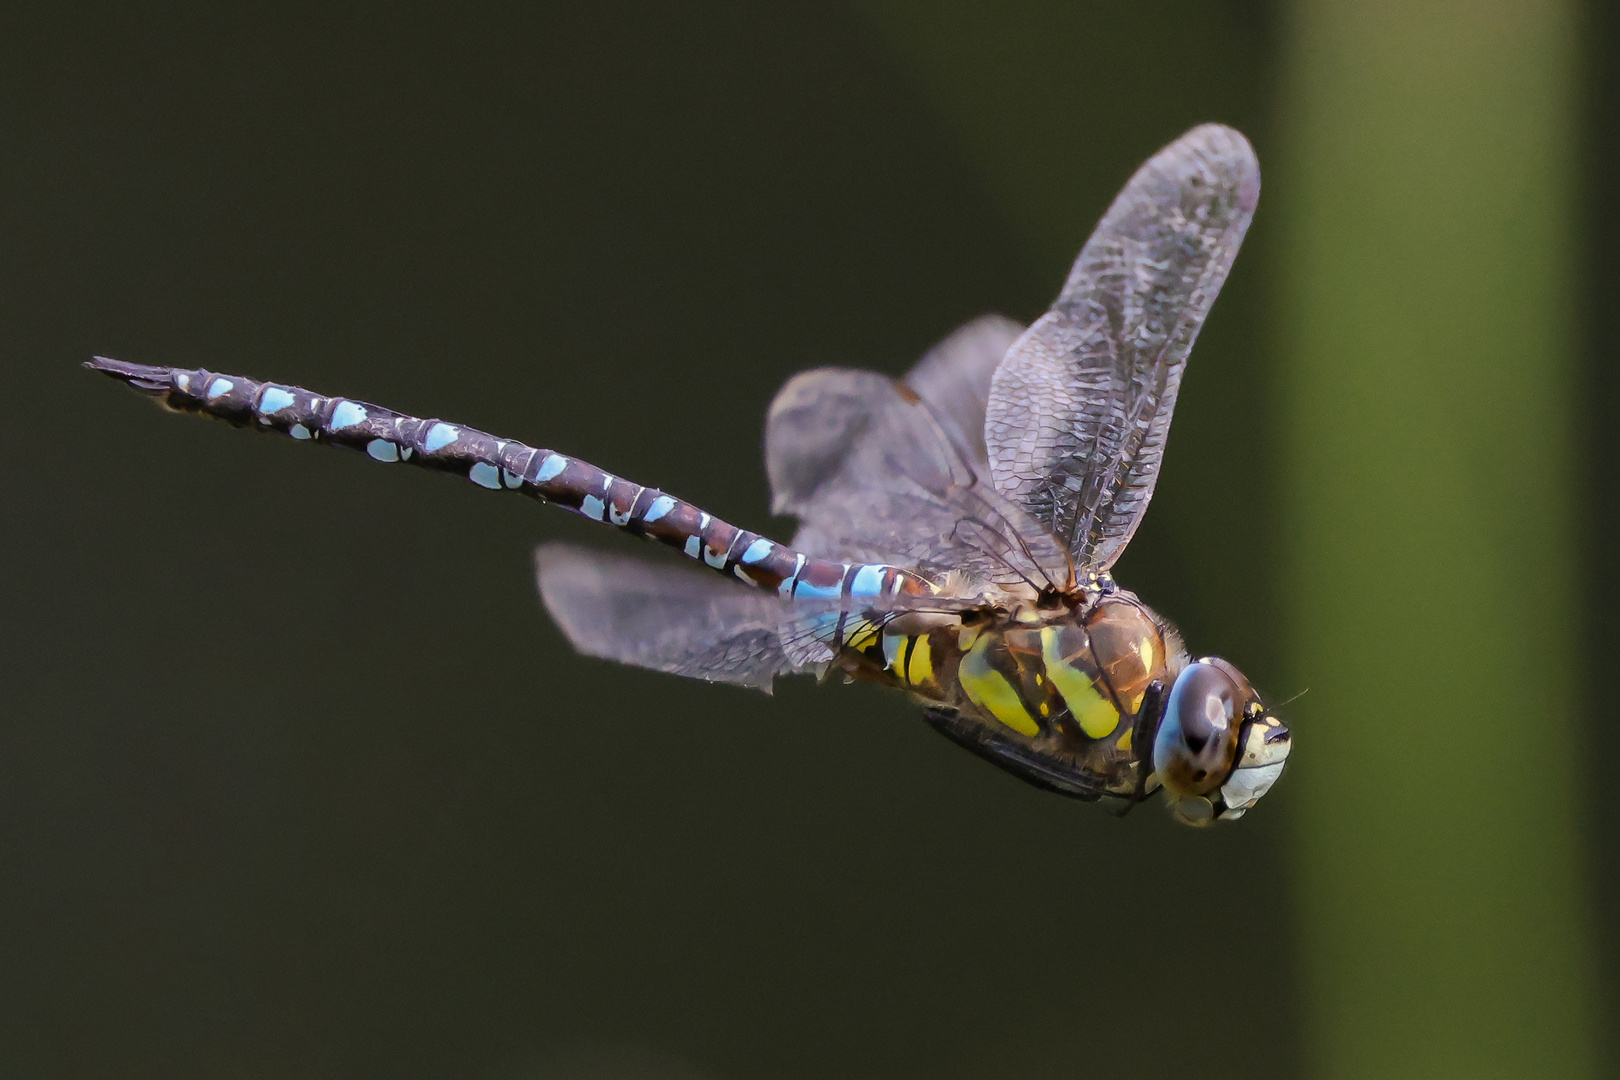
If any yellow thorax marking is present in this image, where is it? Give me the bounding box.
[845,617,882,652]
[883,632,935,689]
[959,633,1038,738]
[1039,626,1120,740]
[1127,637,1160,712]
[905,633,934,687]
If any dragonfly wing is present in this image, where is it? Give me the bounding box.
[536,543,824,692]
[903,314,1025,468]
[765,364,1067,591]
[984,124,1259,570]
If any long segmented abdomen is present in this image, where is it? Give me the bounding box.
[88,357,934,647]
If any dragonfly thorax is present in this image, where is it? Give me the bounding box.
[858,588,1290,821]
[860,590,1182,800]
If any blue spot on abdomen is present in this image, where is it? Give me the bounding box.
[793,580,841,601]
[643,495,676,523]
[330,401,368,430]
[535,454,568,483]
[258,386,296,415]
[424,423,460,452]
[851,564,887,598]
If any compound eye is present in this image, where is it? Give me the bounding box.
[1154,662,1242,798]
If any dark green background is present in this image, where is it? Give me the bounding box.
[0,2,1609,1077]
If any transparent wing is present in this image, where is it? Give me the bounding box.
[765,353,1067,592]
[902,314,1025,467]
[536,543,823,692]
[984,124,1259,571]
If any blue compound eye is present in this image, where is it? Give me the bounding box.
[1155,662,1242,798]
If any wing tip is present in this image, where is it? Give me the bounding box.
[1175,123,1260,210]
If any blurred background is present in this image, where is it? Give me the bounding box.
[0,0,1609,1076]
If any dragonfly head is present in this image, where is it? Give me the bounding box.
[1153,658,1290,825]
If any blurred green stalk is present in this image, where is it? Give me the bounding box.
[1276,2,1595,1077]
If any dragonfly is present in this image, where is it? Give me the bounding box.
[89,123,1289,825]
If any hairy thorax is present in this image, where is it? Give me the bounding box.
[846,585,1186,797]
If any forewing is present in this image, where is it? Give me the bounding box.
[984,124,1259,570]
[765,362,1067,591]
[536,543,821,692]
[903,314,1025,467]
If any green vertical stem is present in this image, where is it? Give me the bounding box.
[1276,2,1594,1078]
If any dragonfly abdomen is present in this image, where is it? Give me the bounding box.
[88,357,931,648]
